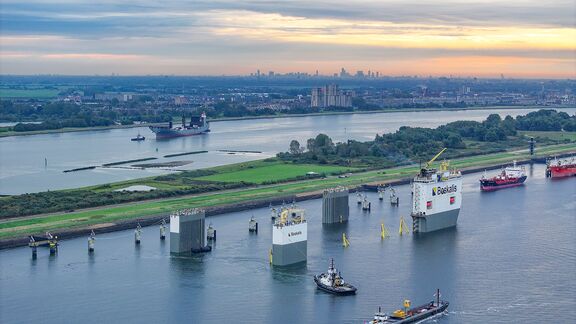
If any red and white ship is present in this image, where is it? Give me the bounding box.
[546,157,576,178]
[480,161,527,191]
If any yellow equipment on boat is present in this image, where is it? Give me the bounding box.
[425,148,447,169]
[403,299,411,308]
[392,310,406,318]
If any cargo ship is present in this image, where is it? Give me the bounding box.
[411,148,462,233]
[370,289,448,323]
[546,157,576,178]
[271,206,307,266]
[149,113,210,138]
[480,161,527,191]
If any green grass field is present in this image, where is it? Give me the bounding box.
[2,142,575,240]
[0,89,60,98]
[519,131,576,142]
[196,162,353,184]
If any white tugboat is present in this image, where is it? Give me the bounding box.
[314,258,357,295]
[271,206,307,266]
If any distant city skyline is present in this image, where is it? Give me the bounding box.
[0,0,574,78]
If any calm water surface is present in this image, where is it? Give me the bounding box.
[1,165,574,323]
[1,108,575,194]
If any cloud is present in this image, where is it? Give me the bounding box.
[0,0,574,77]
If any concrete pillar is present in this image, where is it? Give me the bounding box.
[322,187,349,224]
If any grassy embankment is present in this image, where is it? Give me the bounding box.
[1,142,574,240]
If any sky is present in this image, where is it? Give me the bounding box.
[0,0,575,78]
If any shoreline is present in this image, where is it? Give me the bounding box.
[2,150,574,250]
[1,105,572,138]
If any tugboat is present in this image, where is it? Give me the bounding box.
[370,289,448,323]
[131,133,145,141]
[313,258,357,295]
[480,161,527,191]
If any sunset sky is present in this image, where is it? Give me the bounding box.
[1,0,575,78]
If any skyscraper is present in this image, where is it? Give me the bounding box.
[311,84,354,108]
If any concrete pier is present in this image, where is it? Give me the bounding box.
[170,209,209,254]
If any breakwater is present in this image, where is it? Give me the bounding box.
[63,166,96,173]
[102,157,157,167]
[163,150,208,158]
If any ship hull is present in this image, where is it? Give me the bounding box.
[549,166,576,178]
[384,302,449,323]
[272,241,307,266]
[480,175,527,191]
[149,126,210,139]
[313,276,357,295]
[412,209,459,233]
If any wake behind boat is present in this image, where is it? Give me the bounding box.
[314,258,357,295]
[370,289,448,323]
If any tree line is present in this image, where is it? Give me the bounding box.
[279,109,575,167]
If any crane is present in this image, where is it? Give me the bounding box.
[425,148,447,169]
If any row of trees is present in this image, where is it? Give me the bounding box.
[281,110,575,167]
[1,101,173,132]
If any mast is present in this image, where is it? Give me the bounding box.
[436,288,440,307]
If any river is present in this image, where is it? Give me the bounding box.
[0,165,574,323]
[0,108,574,195]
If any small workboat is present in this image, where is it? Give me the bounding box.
[314,258,357,295]
[370,289,448,323]
[131,133,145,141]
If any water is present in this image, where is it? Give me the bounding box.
[1,108,574,195]
[1,165,574,323]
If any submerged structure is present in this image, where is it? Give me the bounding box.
[322,187,349,224]
[170,209,210,254]
[271,207,307,266]
[411,149,462,233]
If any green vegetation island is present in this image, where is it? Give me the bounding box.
[1,110,575,247]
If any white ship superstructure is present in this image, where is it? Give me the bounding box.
[411,150,462,233]
[272,207,307,266]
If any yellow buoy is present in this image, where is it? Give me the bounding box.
[342,233,350,247]
[399,216,410,235]
[380,222,389,239]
